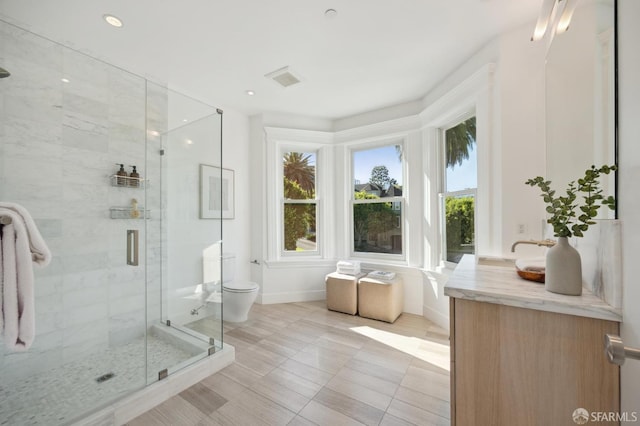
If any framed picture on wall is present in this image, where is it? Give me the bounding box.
[200,164,234,219]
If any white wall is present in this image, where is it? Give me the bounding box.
[248,115,265,291]
[221,108,251,282]
[497,23,548,256]
[617,0,640,417]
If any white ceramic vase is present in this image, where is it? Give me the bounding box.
[545,236,583,295]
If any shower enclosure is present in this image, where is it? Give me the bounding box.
[0,20,224,425]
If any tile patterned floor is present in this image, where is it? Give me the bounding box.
[0,334,197,426]
[127,301,451,426]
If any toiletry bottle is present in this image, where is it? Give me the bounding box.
[129,165,140,187]
[116,164,128,186]
[130,198,140,218]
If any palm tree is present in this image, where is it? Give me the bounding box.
[395,144,403,162]
[445,116,476,169]
[283,152,315,193]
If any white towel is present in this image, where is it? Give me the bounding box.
[1,212,36,350]
[367,270,396,281]
[0,203,51,351]
[0,202,51,266]
[337,260,361,275]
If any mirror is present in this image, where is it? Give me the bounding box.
[545,0,616,218]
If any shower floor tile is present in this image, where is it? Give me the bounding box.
[0,333,199,426]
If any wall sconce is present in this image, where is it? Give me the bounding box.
[531,0,580,41]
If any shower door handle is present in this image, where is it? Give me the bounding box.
[127,230,139,266]
[604,334,640,365]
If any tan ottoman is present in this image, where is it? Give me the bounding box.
[357,276,404,323]
[325,272,363,315]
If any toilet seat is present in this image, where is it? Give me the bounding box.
[223,281,259,293]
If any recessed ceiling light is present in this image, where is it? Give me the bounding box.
[186,139,193,145]
[182,119,189,122]
[103,14,123,28]
[61,78,70,83]
[246,90,255,96]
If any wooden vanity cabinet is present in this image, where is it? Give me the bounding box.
[449,298,620,426]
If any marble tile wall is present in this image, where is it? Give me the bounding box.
[575,219,622,309]
[0,21,165,384]
[0,22,222,416]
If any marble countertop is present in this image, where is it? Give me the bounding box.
[444,255,622,322]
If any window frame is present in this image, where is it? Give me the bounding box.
[349,140,407,262]
[280,148,320,258]
[264,127,336,265]
[438,114,478,268]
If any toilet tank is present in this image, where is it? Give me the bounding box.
[221,253,235,283]
[202,241,222,284]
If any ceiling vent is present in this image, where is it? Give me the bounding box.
[265,66,302,88]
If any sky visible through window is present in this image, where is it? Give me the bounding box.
[446,143,477,192]
[353,145,402,185]
[352,143,476,191]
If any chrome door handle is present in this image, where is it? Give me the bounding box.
[127,229,139,266]
[604,334,640,365]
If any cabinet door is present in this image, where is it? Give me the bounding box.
[453,299,620,426]
[453,298,501,425]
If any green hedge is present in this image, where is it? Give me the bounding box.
[284,178,314,251]
[446,196,475,255]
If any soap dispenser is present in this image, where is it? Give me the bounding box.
[129,165,140,187]
[115,164,128,186]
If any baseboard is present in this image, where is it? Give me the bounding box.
[259,290,326,304]
[423,304,450,331]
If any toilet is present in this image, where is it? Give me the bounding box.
[221,254,259,322]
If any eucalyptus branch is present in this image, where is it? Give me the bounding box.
[525,165,616,238]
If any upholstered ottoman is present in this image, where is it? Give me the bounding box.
[357,276,404,323]
[325,272,363,315]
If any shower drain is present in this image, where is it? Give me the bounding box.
[95,372,115,383]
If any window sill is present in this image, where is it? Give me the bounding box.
[264,258,337,269]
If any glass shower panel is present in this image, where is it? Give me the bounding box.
[0,20,147,424]
[145,88,223,380]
